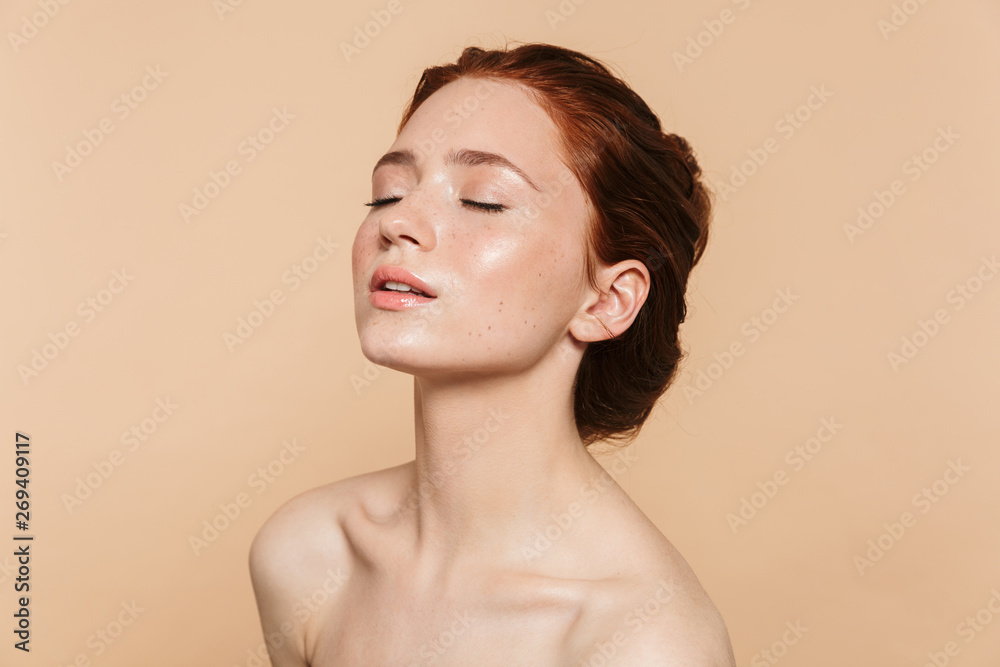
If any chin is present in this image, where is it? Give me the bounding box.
[358,334,429,371]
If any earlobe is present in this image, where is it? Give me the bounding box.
[591,314,616,340]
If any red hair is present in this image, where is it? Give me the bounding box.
[399,42,712,448]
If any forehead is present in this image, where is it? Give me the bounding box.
[390,77,569,183]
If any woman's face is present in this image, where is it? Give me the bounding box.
[352,77,596,377]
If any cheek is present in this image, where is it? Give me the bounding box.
[469,231,583,327]
[473,234,521,274]
[351,221,377,277]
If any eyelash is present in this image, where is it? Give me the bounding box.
[363,197,506,214]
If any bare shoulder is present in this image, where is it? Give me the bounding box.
[247,463,411,665]
[575,548,736,667]
[565,561,733,666]
[561,491,736,667]
[617,569,735,666]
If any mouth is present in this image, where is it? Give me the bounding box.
[369,265,437,298]
[377,280,432,297]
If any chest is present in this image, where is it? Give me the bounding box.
[308,584,583,666]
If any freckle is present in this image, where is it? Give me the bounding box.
[487,326,491,330]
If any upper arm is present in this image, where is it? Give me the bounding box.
[248,513,312,666]
[248,488,351,666]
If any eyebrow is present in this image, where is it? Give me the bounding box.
[371,147,541,192]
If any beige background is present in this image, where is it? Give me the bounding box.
[2,0,998,665]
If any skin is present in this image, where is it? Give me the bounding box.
[249,76,736,666]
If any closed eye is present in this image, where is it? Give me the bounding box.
[363,197,506,214]
[364,196,401,208]
[462,199,505,213]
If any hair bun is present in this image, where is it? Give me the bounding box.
[664,132,702,189]
[661,132,711,266]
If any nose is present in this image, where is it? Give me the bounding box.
[377,192,437,251]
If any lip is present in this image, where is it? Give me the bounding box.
[368,264,437,310]
[368,290,436,310]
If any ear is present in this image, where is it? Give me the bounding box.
[569,259,650,343]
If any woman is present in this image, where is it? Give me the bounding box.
[250,41,736,666]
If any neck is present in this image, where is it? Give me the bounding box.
[404,349,606,572]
